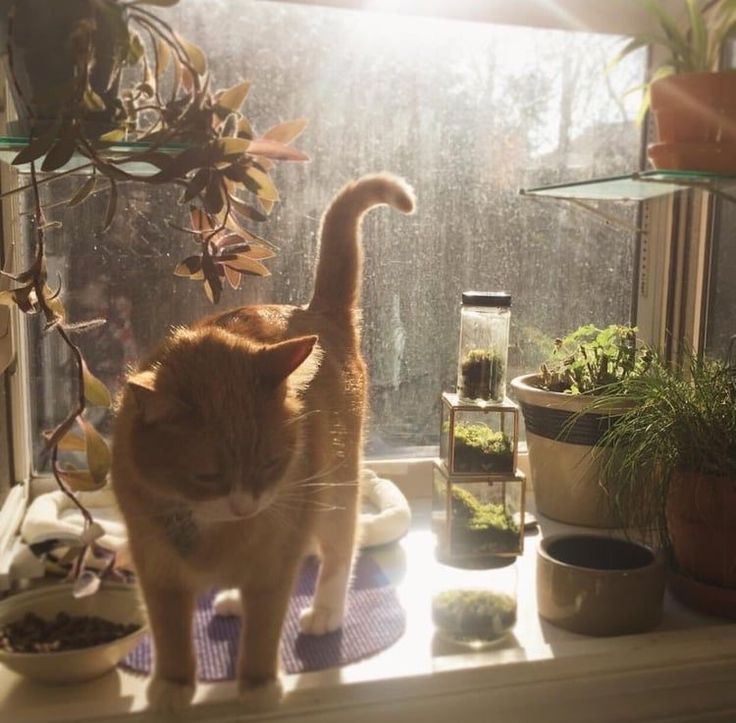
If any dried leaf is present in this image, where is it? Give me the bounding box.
[246,138,309,162]
[174,32,207,75]
[126,31,145,66]
[237,117,254,140]
[82,359,112,407]
[217,80,251,113]
[263,118,308,145]
[82,87,106,112]
[73,570,101,598]
[79,416,111,486]
[174,255,204,279]
[67,176,98,208]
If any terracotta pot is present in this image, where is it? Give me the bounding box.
[666,470,736,589]
[648,72,736,173]
[510,374,622,528]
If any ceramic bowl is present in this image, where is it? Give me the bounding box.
[537,534,666,636]
[0,582,146,684]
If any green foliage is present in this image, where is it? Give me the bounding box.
[449,485,519,554]
[432,589,517,640]
[611,0,736,120]
[588,349,736,540]
[459,348,505,401]
[537,324,651,395]
[452,422,513,474]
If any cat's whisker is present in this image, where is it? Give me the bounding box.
[284,408,323,426]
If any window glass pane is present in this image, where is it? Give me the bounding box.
[17,1,644,466]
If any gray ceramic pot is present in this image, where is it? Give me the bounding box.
[536,534,666,636]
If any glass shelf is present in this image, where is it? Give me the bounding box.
[0,136,185,177]
[519,170,736,202]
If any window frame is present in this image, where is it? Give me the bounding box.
[0,0,714,489]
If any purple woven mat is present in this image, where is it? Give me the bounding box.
[121,555,405,679]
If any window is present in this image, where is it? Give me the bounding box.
[6,0,648,470]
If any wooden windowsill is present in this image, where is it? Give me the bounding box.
[1,466,735,723]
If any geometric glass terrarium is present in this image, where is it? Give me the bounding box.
[440,392,519,476]
[432,460,526,561]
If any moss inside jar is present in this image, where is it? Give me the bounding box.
[450,486,520,555]
[453,422,513,474]
[432,588,517,643]
[460,349,505,401]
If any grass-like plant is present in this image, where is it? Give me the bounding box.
[537,324,651,395]
[587,349,736,542]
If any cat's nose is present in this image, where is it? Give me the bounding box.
[228,492,257,518]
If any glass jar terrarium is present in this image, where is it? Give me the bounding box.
[431,559,518,648]
[440,392,519,476]
[432,460,525,561]
[456,291,511,403]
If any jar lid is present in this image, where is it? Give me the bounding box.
[461,291,512,308]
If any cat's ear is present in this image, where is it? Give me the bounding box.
[127,369,188,424]
[257,335,321,389]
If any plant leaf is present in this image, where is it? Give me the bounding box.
[42,426,86,453]
[217,80,251,113]
[181,168,211,203]
[67,176,98,208]
[190,206,213,234]
[78,416,111,486]
[262,118,308,145]
[82,359,112,407]
[223,263,241,290]
[246,138,309,162]
[245,167,279,203]
[174,255,204,279]
[103,180,118,231]
[154,36,172,77]
[174,32,207,75]
[224,253,271,276]
[41,124,77,172]
[57,468,101,492]
[218,137,251,157]
[12,122,61,165]
[73,570,101,598]
[228,195,268,222]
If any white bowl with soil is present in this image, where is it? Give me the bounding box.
[537,534,666,636]
[0,581,146,684]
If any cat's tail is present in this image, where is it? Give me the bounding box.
[308,173,415,314]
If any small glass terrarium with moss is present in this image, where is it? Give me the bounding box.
[440,392,518,476]
[432,460,525,560]
[456,292,511,403]
[431,559,518,647]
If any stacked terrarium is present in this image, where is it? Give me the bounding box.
[431,292,525,648]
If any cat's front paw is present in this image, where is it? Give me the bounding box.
[299,605,344,635]
[147,677,196,712]
[213,588,242,616]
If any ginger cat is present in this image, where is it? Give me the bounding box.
[111,173,415,710]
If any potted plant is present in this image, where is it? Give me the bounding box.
[613,0,736,173]
[0,0,308,598]
[452,422,514,474]
[589,349,736,619]
[510,324,651,527]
